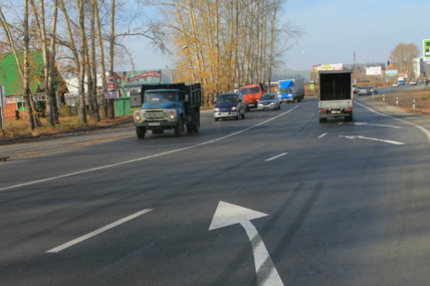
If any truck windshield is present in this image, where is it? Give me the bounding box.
[144,92,179,104]
[278,88,292,94]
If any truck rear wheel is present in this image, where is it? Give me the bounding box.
[187,110,200,133]
[136,126,146,139]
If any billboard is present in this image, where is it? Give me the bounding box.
[312,63,343,71]
[386,69,398,77]
[366,66,382,76]
[115,70,162,84]
[424,39,430,62]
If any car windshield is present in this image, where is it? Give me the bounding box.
[144,92,179,104]
[217,94,239,103]
[260,94,276,100]
[278,88,292,94]
[358,86,368,89]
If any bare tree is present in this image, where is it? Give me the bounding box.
[390,43,419,78]
[23,0,35,130]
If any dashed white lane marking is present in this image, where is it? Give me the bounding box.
[0,106,299,192]
[46,208,153,253]
[265,152,288,162]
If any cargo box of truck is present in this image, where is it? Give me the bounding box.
[318,71,353,123]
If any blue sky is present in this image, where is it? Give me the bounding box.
[127,0,429,72]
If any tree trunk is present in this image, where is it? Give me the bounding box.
[23,0,35,131]
[94,0,107,118]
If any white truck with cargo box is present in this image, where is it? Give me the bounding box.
[318,70,353,123]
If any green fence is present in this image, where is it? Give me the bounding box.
[113,97,130,116]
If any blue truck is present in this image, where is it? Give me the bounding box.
[277,79,305,103]
[133,83,201,139]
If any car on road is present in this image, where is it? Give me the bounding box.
[410,80,417,86]
[357,86,371,96]
[257,93,281,111]
[368,85,378,94]
[213,92,246,121]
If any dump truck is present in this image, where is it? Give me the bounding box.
[133,83,201,139]
[318,71,353,123]
[277,78,305,103]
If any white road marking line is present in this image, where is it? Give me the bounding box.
[265,152,288,162]
[339,135,405,145]
[318,133,327,139]
[355,101,430,146]
[352,122,402,129]
[209,201,284,285]
[0,106,299,192]
[46,208,153,253]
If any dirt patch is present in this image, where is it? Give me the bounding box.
[365,89,430,117]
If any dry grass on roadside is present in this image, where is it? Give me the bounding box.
[1,108,132,140]
[365,89,430,117]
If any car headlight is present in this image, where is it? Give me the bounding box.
[231,106,237,111]
[214,107,219,112]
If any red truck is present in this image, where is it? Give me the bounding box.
[239,84,263,111]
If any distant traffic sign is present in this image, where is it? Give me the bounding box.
[424,39,430,62]
[106,82,119,91]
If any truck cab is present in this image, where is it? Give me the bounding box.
[239,84,263,111]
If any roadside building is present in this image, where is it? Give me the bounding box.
[0,51,67,120]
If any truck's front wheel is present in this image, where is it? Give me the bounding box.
[174,117,184,137]
[136,126,146,139]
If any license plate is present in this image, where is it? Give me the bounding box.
[148,122,160,126]
[331,110,341,114]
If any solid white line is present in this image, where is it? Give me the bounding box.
[46,209,153,253]
[355,101,430,146]
[339,135,405,145]
[318,133,327,139]
[352,122,402,129]
[0,106,299,192]
[265,152,288,162]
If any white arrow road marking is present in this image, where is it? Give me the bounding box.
[352,122,402,129]
[265,152,288,162]
[47,208,153,253]
[209,201,283,286]
[339,135,405,145]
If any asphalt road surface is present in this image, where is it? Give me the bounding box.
[1,96,430,285]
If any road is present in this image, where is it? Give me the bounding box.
[1,96,430,285]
